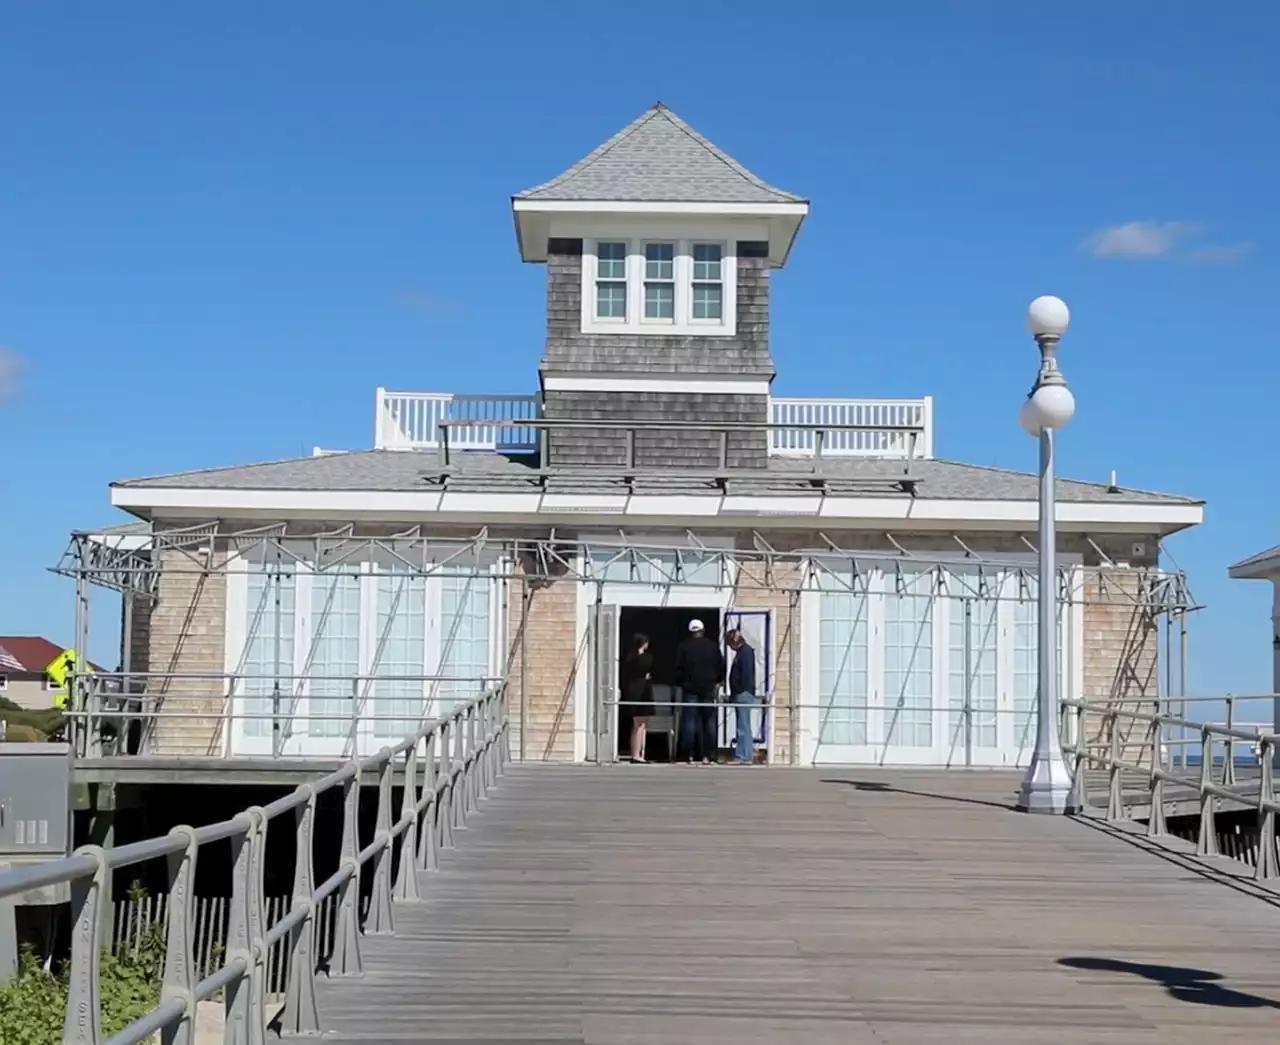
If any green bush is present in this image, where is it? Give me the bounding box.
[0,697,64,741]
[0,884,165,1045]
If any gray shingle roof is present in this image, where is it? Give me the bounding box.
[1228,543,1280,576]
[113,450,1201,505]
[514,104,806,205]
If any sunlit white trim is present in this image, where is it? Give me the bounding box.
[542,374,770,395]
[112,484,1206,533]
[514,199,809,217]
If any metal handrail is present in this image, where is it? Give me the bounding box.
[0,684,511,1045]
[1060,697,1280,879]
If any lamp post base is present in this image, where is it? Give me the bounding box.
[1015,753,1080,815]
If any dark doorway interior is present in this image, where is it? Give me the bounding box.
[617,606,721,761]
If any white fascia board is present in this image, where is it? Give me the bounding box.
[1228,553,1280,580]
[513,199,809,218]
[542,374,771,395]
[111,485,1205,532]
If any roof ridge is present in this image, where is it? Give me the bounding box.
[653,106,804,203]
[515,107,661,199]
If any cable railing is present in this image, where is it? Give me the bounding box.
[0,685,509,1045]
[1060,695,1280,879]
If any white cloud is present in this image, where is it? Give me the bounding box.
[0,347,25,403]
[1082,221,1201,259]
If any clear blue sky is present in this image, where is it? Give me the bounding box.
[1,4,1276,700]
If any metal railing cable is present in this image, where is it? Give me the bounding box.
[1060,697,1280,879]
[0,684,510,1045]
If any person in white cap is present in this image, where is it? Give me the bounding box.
[674,618,725,763]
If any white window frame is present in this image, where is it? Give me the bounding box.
[581,237,737,337]
[592,240,629,323]
[798,556,1085,768]
[641,241,676,325]
[690,242,725,326]
[225,548,506,759]
[0,674,7,691]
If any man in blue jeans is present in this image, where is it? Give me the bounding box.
[675,619,724,763]
[726,629,759,764]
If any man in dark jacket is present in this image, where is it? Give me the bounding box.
[727,629,759,764]
[674,619,724,763]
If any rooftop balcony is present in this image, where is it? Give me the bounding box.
[374,389,934,460]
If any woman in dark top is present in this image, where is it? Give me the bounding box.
[623,633,654,763]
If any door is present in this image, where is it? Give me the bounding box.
[721,610,773,754]
[589,602,619,763]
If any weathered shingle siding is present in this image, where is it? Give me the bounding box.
[541,248,775,374]
[540,248,773,468]
[542,390,768,469]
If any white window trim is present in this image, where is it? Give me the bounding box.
[581,237,738,337]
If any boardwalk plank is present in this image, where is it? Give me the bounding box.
[309,765,1280,1043]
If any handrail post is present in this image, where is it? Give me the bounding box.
[1196,726,1219,857]
[461,705,476,817]
[500,683,512,770]
[469,701,483,811]
[481,693,495,797]
[223,811,265,1045]
[280,784,321,1035]
[1106,711,1124,821]
[367,752,395,935]
[451,711,466,833]
[1256,737,1278,880]
[418,729,439,872]
[62,845,107,1045]
[1146,717,1167,838]
[246,807,268,1045]
[332,763,364,976]
[394,743,422,902]
[160,826,198,1045]
[1223,695,1237,786]
[438,719,454,851]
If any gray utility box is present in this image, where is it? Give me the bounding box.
[0,743,73,905]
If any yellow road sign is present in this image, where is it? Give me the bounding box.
[44,648,82,690]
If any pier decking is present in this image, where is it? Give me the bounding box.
[313,765,1280,1043]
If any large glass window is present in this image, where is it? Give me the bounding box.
[242,564,295,739]
[818,572,869,747]
[947,572,998,752]
[308,571,360,738]
[883,571,934,748]
[436,572,492,714]
[372,568,427,738]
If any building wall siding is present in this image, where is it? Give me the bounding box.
[728,553,802,764]
[541,249,774,469]
[505,568,579,761]
[145,548,228,757]
[541,390,768,469]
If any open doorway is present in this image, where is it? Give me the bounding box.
[616,606,721,762]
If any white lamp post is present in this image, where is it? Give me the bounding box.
[1016,295,1080,814]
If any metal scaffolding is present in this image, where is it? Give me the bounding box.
[52,520,1201,765]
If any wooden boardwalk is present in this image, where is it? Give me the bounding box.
[313,765,1280,1044]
